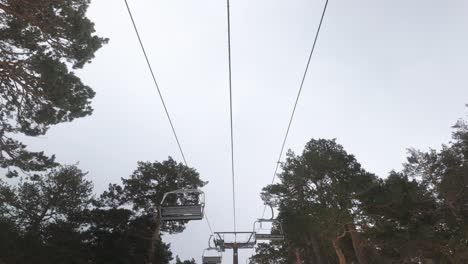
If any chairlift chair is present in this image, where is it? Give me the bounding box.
[254,205,284,241]
[202,248,222,264]
[160,189,205,221]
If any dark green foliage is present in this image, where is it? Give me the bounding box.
[254,114,468,264]
[260,139,377,263]
[0,0,107,176]
[175,256,197,264]
[358,119,468,263]
[401,120,468,262]
[249,243,291,264]
[0,165,93,233]
[0,166,92,263]
[81,208,173,264]
[0,158,204,263]
[359,172,441,262]
[0,217,22,262]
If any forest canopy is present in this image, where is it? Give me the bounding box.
[251,118,468,264]
[1,1,467,264]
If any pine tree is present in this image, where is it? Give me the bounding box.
[0,0,107,176]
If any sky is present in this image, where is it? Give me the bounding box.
[21,0,468,263]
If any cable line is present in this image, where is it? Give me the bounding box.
[123,0,215,238]
[260,0,330,219]
[204,211,215,237]
[226,0,237,233]
[250,0,330,255]
[123,0,187,166]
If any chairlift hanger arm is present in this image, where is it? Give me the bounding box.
[208,235,216,249]
[257,204,275,221]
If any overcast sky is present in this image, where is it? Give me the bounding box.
[22,0,468,263]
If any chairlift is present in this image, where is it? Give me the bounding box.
[253,205,284,241]
[202,248,222,264]
[202,236,223,263]
[160,189,205,221]
[213,232,256,249]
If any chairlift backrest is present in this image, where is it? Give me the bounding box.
[256,233,284,241]
[202,256,222,264]
[213,232,256,249]
[160,189,205,221]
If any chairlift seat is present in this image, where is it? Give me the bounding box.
[256,233,284,241]
[226,241,256,249]
[213,232,256,249]
[161,205,203,221]
[202,247,222,264]
[160,189,205,221]
[202,256,222,264]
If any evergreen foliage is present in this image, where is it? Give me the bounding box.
[0,158,203,264]
[0,0,107,176]
[254,116,468,264]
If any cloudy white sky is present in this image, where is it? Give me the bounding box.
[23,0,468,263]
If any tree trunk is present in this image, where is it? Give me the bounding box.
[332,235,346,264]
[294,248,303,264]
[346,224,367,264]
[423,259,435,264]
[304,245,316,264]
[309,233,326,264]
[147,210,161,264]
